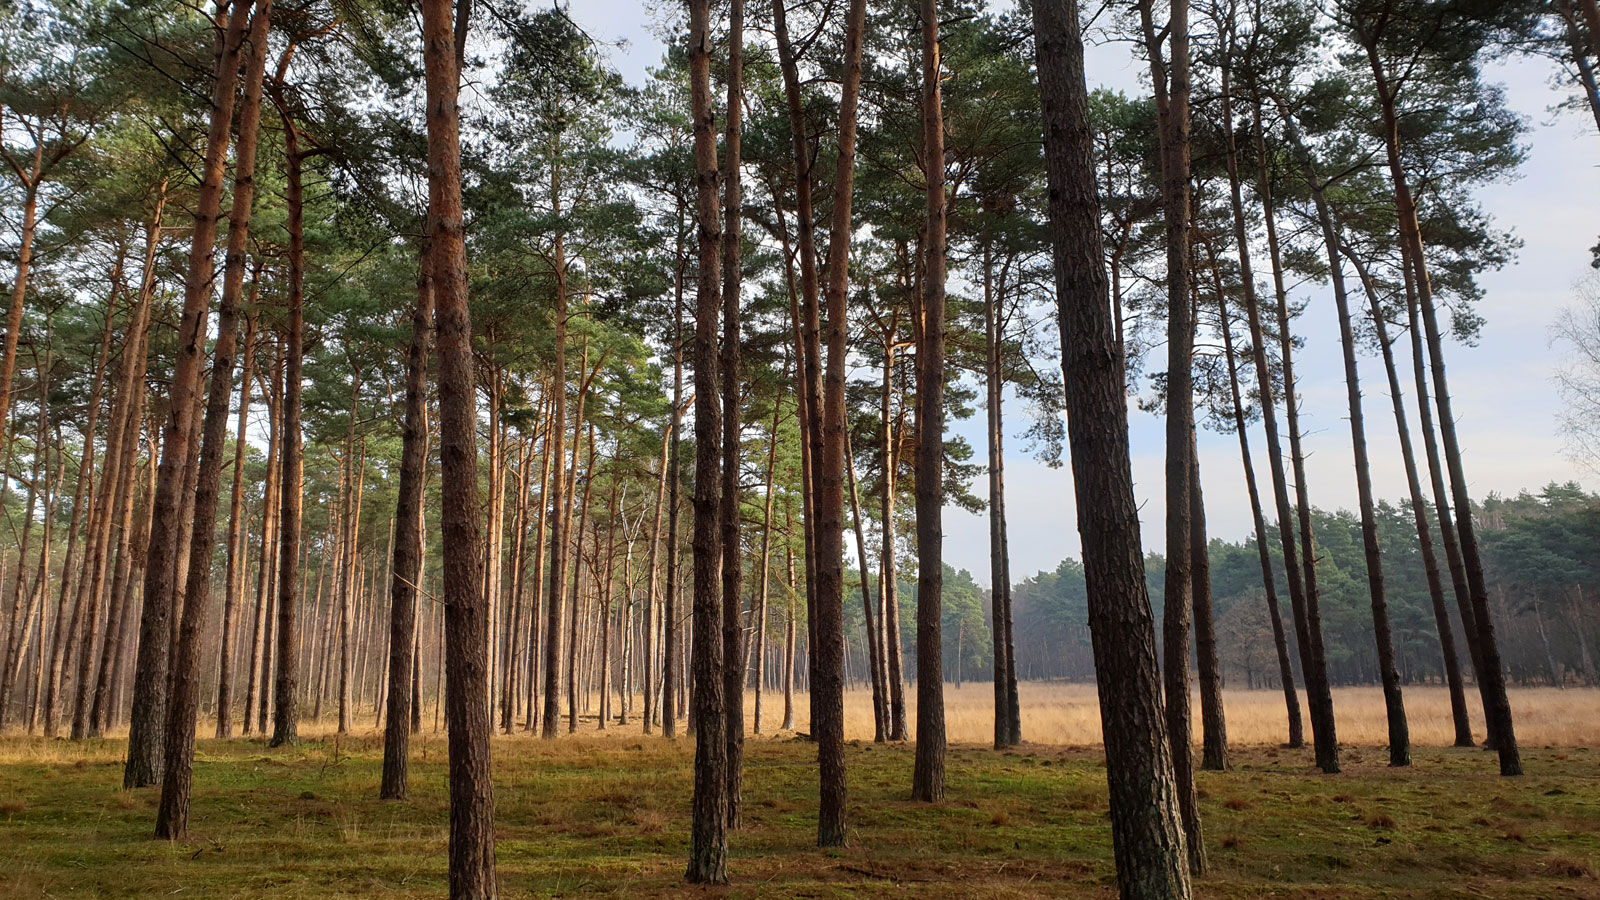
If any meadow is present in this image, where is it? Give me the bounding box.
[2,685,1597,898]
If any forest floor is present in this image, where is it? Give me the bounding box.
[2,716,1598,899]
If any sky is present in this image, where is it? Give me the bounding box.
[566,1,1600,587]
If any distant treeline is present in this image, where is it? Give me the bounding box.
[841,483,1599,690]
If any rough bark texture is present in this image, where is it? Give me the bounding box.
[1137,0,1204,871]
[911,0,947,806]
[719,0,746,833]
[124,2,249,788]
[155,0,271,837]
[423,0,499,891]
[1033,2,1192,896]
[382,237,434,799]
[686,0,728,880]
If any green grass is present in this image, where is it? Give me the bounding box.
[1,734,1597,898]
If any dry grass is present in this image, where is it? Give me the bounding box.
[797,683,1600,747]
[1,734,1597,899]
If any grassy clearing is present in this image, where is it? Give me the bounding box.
[1,727,1597,899]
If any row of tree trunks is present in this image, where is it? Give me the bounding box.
[124,0,252,789]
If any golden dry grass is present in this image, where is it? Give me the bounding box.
[794,683,1600,747]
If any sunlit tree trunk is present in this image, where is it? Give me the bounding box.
[1033,1,1192,894]
[125,0,250,787]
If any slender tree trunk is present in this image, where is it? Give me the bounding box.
[717,0,747,834]
[686,0,727,875]
[540,238,570,741]
[1248,94,1339,774]
[125,0,250,787]
[245,353,282,734]
[1360,39,1519,774]
[382,246,433,796]
[1033,2,1192,893]
[983,244,1018,749]
[1343,246,1473,745]
[1190,437,1226,771]
[1305,183,1408,766]
[156,3,271,838]
[881,334,907,741]
[910,0,946,807]
[752,392,780,736]
[845,430,887,742]
[216,305,259,738]
[1137,0,1204,870]
[423,0,499,888]
[1214,273,1302,748]
[269,101,311,748]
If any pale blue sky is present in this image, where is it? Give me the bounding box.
[569,1,1600,586]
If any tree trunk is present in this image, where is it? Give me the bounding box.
[268,104,310,749]
[1032,2,1192,894]
[1343,245,1472,747]
[686,0,728,877]
[1190,436,1226,772]
[1247,94,1338,774]
[1137,0,1204,870]
[155,3,271,839]
[1359,36,1519,775]
[1214,272,1302,749]
[124,0,250,787]
[216,304,259,738]
[910,0,946,807]
[1307,182,1408,767]
[719,0,747,835]
[983,243,1019,749]
[382,244,434,796]
[422,0,499,888]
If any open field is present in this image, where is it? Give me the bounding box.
[2,686,1598,899]
[821,683,1600,747]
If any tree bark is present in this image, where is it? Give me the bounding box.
[155,2,271,840]
[1032,2,1192,895]
[124,0,250,787]
[719,0,746,832]
[382,244,434,797]
[910,0,946,807]
[686,0,727,878]
[1137,0,1204,870]
[423,0,499,889]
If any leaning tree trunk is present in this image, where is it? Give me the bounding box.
[155,2,271,840]
[1247,93,1338,774]
[1032,1,1192,895]
[1361,39,1519,776]
[1214,276,1302,749]
[1308,181,1408,767]
[422,0,499,891]
[125,2,250,788]
[911,0,947,806]
[1343,245,1473,747]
